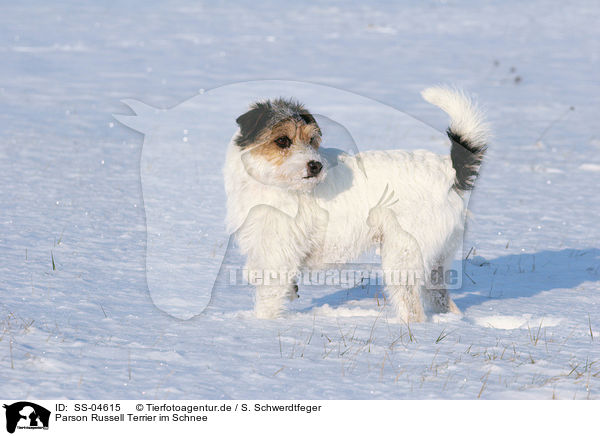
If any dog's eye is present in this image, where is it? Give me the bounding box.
[310,136,320,145]
[275,136,291,148]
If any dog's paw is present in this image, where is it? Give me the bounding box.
[446,298,462,315]
[255,305,283,319]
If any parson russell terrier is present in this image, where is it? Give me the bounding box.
[223,87,489,322]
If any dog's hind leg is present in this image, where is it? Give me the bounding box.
[381,243,426,323]
[367,187,426,322]
[423,253,462,316]
[424,286,461,315]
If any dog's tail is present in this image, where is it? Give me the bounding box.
[421,86,489,191]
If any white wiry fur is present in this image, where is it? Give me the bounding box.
[224,87,489,322]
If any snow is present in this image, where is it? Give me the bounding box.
[1,0,599,400]
[580,164,600,172]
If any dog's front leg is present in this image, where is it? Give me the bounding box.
[237,204,305,319]
[247,258,300,319]
[248,260,300,318]
[253,280,298,319]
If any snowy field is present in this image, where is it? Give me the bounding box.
[1,1,599,399]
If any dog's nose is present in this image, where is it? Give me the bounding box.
[307,160,322,176]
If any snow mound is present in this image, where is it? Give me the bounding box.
[473,315,562,330]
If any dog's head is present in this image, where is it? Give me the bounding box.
[234,98,326,192]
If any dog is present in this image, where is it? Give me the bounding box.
[223,87,489,322]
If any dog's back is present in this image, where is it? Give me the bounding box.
[310,148,465,267]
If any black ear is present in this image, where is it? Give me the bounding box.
[298,112,321,136]
[299,112,316,126]
[235,102,271,148]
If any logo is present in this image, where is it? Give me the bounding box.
[3,402,50,434]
